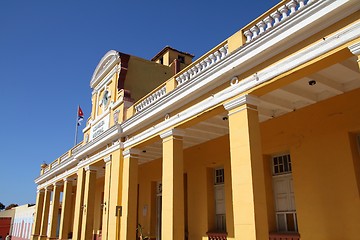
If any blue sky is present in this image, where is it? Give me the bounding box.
[0,0,279,207]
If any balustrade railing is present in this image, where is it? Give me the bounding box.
[41,141,83,175]
[133,43,228,114]
[243,0,314,43]
[134,85,167,113]
[176,44,228,86]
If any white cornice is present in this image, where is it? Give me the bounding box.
[122,0,358,136]
[37,141,123,189]
[36,125,123,186]
[123,16,360,150]
[35,0,360,186]
[34,156,78,185]
[76,125,122,160]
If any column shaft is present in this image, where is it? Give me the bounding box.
[40,188,51,239]
[107,150,123,240]
[59,179,73,239]
[30,190,44,240]
[48,184,61,239]
[161,130,184,240]
[120,150,139,240]
[80,167,97,240]
[101,158,112,240]
[227,102,268,240]
[72,168,86,240]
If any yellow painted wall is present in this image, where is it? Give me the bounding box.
[137,88,360,240]
[261,88,360,240]
[138,135,234,239]
[125,56,174,101]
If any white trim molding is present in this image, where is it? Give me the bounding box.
[84,165,98,172]
[123,148,141,159]
[104,155,112,163]
[348,41,360,56]
[123,16,360,150]
[90,50,120,89]
[122,0,359,137]
[160,129,185,139]
[223,94,259,111]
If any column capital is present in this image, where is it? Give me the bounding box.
[63,177,74,183]
[37,188,45,193]
[123,148,140,159]
[160,129,185,139]
[104,155,112,164]
[224,94,259,111]
[53,182,63,187]
[84,165,98,172]
[348,42,360,55]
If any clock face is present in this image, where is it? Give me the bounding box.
[101,90,110,109]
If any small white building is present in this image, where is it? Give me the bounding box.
[11,204,35,240]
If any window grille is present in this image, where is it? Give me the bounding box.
[273,154,292,175]
[215,168,225,184]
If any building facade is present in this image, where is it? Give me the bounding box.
[0,208,14,240]
[11,204,36,240]
[0,204,35,240]
[32,0,360,239]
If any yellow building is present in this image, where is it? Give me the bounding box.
[31,0,360,240]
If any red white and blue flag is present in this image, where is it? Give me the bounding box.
[77,106,84,126]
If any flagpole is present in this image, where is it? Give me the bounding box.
[74,105,79,146]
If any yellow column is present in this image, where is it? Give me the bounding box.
[59,178,73,240]
[160,129,185,240]
[348,42,360,69]
[72,168,86,240]
[48,183,61,239]
[120,149,139,240]
[81,166,97,240]
[101,156,112,240]
[224,95,269,240]
[40,186,52,240]
[107,149,123,240]
[31,189,45,240]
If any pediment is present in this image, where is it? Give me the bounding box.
[90,50,120,88]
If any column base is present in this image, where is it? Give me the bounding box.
[30,234,40,240]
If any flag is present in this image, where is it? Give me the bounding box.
[77,106,84,126]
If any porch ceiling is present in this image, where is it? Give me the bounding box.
[137,56,360,164]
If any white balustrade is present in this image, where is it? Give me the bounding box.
[297,0,306,9]
[271,10,282,26]
[210,53,217,64]
[263,16,274,30]
[278,5,290,20]
[286,0,298,15]
[134,86,166,112]
[244,0,315,43]
[133,44,228,113]
[72,143,83,153]
[43,166,50,173]
[52,161,59,168]
[256,21,266,34]
[60,153,68,161]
